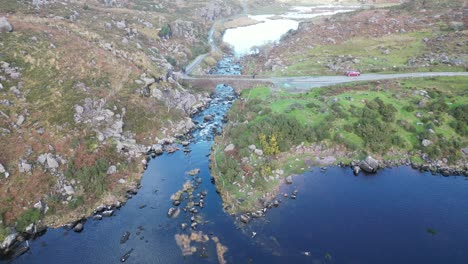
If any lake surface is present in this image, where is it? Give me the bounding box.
[223,15,299,56]
[8,158,468,263]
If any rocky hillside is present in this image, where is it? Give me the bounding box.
[0,0,241,247]
[242,0,467,75]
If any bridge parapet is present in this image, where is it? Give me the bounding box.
[180,75,274,92]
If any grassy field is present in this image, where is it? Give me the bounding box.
[272,30,467,76]
[211,76,467,213]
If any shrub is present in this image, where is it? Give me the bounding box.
[165,56,177,67]
[354,117,393,152]
[306,102,319,109]
[405,104,416,113]
[16,209,41,231]
[158,24,172,38]
[391,135,406,148]
[65,159,109,197]
[451,104,468,123]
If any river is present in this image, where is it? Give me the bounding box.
[4,5,468,264]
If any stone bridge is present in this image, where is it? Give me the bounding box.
[179,75,274,92]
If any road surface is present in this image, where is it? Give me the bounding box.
[181,72,468,90]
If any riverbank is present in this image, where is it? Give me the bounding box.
[210,76,467,215]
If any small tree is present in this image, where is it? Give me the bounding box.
[158,24,172,38]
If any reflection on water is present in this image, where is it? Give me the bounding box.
[223,16,299,56]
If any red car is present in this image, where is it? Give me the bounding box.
[346,70,361,77]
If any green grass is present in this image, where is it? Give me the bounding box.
[211,77,467,213]
[16,208,42,232]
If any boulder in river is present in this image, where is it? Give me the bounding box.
[285,176,293,184]
[359,156,379,173]
[240,214,251,223]
[73,223,84,233]
[203,115,213,122]
[120,248,133,262]
[273,200,279,207]
[167,207,180,218]
[120,231,130,244]
[102,210,114,217]
[93,214,103,221]
[353,165,361,175]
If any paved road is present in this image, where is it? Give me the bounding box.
[181,72,468,90]
[185,21,219,75]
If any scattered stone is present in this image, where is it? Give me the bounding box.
[120,248,133,262]
[224,144,235,152]
[240,214,250,223]
[353,165,361,175]
[107,165,117,175]
[1,233,17,250]
[18,160,32,173]
[64,185,75,195]
[37,154,47,164]
[16,115,25,126]
[254,149,263,156]
[95,204,106,212]
[73,223,84,233]
[187,168,200,176]
[359,156,379,173]
[0,17,13,33]
[273,200,279,207]
[93,215,102,221]
[102,210,114,217]
[120,231,130,244]
[462,147,468,156]
[33,200,42,210]
[422,139,433,147]
[46,153,59,169]
[167,207,178,217]
[203,115,213,122]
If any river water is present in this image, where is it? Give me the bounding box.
[5,7,468,264]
